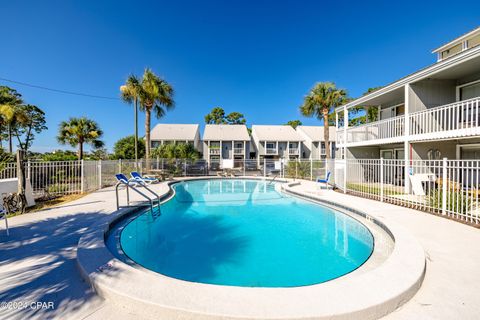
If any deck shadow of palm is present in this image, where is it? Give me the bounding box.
[125,183,250,284]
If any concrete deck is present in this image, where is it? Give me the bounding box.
[0,179,479,319]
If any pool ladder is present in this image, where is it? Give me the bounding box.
[115,181,161,216]
[268,175,279,185]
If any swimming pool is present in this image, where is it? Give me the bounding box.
[118,179,374,288]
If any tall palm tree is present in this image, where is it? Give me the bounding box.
[140,68,174,160]
[300,82,347,159]
[120,75,142,164]
[0,86,25,152]
[57,117,104,160]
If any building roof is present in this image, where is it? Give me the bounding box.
[336,44,480,112]
[150,124,199,141]
[251,125,304,141]
[432,26,480,53]
[296,126,336,141]
[203,124,250,141]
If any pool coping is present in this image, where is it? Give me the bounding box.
[76,177,426,320]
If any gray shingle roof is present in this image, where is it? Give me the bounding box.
[203,124,250,141]
[150,124,199,141]
[252,125,304,141]
[296,126,336,141]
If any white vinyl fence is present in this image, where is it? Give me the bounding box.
[339,158,479,224]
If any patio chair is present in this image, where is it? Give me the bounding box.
[130,171,159,185]
[115,173,140,187]
[316,171,331,190]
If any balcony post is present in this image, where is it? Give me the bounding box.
[343,106,348,159]
[404,84,411,194]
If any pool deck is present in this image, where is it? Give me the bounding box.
[0,178,479,319]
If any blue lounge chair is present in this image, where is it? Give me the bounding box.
[316,171,331,190]
[115,173,136,185]
[130,171,159,185]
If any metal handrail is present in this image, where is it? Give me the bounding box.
[115,181,160,215]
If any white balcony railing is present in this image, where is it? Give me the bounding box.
[288,148,299,154]
[234,148,244,154]
[338,97,480,145]
[209,148,220,155]
[266,148,277,154]
[343,116,405,144]
[409,97,480,138]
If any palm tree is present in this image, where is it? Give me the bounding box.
[300,82,347,159]
[57,117,104,160]
[120,75,142,164]
[0,86,25,152]
[140,68,174,160]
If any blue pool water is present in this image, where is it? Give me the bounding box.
[118,179,374,287]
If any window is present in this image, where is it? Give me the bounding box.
[460,82,480,100]
[440,43,462,60]
[266,142,275,149]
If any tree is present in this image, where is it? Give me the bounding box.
[286,120,302,129]
[205,107,247,125]
[151,142,199,160]
[140,68,174,160]
[13,105,47,152]
[300,82,347,159]
[120,75,142,163]
[205,107,227,124]
[41,150,78,161]
[225,112,246,124]
[113,135,145,159]
[57,117,104,160]
[0,86,25,152]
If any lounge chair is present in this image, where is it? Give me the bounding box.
[130,171,159,185]
[316,171,331,190]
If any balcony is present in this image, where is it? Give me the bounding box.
[337,97,480,146]
[234,148,244,154]
[209,148,220,155]
[266,148,277,155]
[338,116,405,146]
[288,148,299,154]
[409,97,480,141]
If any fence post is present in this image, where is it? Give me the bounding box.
[344,158,347,194]
[243,159,246,177]
[310,158,313,180]
[380,157,384,202]
[27,160,31,181]
[118,159,122,173]
[98,160,102,189]
[263,158,266,178]
[442,157,447,215]
[184,160,187,176]
[80,159,84,193]
[295,159,298,180]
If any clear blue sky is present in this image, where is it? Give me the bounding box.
[1,1,479,152]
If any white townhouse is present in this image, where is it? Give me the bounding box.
[336,27,480,191]
[202,124,251,168]
[296,126,336,159]
[150,124,202,153]
[251,125,304,165]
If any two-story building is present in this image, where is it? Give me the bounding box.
[150,123,202,152]
[296,126,336,159]
[202,124,251,169]
[336,27,480,190]
[251,125,304,165]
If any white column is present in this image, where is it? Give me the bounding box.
[343,106,348,159]
[404,84,411,194]
[286,141,290,159]
[343,106,348,193]
[220,140,223,168]
[232,140,234,159]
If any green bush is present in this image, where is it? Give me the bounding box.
[285,161,311,179]
[428,188,472,214]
